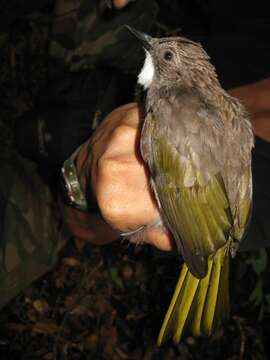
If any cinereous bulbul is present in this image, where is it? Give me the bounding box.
[126,26,254,345]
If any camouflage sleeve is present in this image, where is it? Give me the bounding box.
[0,145,70,309]
[49,0,158,73]
[0,0,158,310]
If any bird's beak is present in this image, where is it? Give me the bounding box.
[125,26,153,51]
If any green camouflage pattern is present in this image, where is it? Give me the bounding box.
[0,0,158,309]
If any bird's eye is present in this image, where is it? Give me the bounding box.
[163,50,173,61]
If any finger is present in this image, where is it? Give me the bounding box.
[145,226,174,251]
[102,127,139,161]
[92,103,140,143]
[62,202,119,244]
[96,156,159,231]
[112,0,130,9]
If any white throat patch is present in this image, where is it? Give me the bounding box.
[138,51,154,89]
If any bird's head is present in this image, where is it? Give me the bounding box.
[126,26,218,90]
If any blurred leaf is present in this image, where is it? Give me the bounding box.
[61,257,81,268]
[264,293,270,304]
[31,321,60,335]
[64,294,79,309]
[115,317,133,339]
[6,322,28,333]
[249,279,263,306]
[121,264,134,280]
[246,249,268,275]
[33,299,50,314]
[109,267,124,289]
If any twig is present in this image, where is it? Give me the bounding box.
[8,37,18,101]
[233,315,246,360]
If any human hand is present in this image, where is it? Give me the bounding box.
[112,0,130,9]
[229,77,270,141]
[64,103,172,251]
[100,0,133,11]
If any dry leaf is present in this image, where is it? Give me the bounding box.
[6,322,28,333]
[31,321,60,335]
[33,299,50,314]
[64,294,79,309]
[121,264,134,280]
[62,257,81,268]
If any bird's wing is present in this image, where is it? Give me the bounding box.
[231,165,253,244]
[150,133,232,278]
[142,92,250,278]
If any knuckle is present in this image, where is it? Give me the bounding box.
[97,152,137,180]
[95,160,128,219]
[111,125,136,143]
[98,196,128,227]
[96,157,123,178]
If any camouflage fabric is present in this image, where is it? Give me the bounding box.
[49,0,158,72]
[0,114,70,309]
[0,0,158,309]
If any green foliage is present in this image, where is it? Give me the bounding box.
[109,267,124,289]
[246,249,270,319]
[246,248,268,276]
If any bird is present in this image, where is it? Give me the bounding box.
[126,26,254,345]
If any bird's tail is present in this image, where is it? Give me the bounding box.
[157,243,230,346]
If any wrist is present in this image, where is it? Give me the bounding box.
[75,140,91,194]
[59,140,97,213]
[76,139,99,211]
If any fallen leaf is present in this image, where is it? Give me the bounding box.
[31,321,60,335]
[121,264,134,281]
[33,299,50,314]
[62,257,81,268]
[6,322,28,333]
[64,294,79,309]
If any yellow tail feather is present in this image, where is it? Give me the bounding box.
[157,243,230,346]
